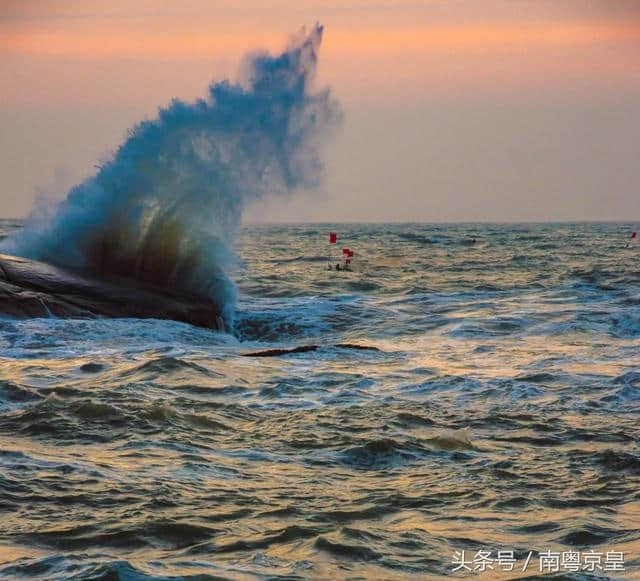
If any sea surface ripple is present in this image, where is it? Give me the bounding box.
[1,221,639,580]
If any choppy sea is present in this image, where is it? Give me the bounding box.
[0,220,639,580]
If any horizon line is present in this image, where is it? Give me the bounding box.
[4,217,637,226]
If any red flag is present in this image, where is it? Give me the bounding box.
[329,232,337,244]
[632,232,637,239]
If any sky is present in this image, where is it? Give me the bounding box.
[1,0,639,222]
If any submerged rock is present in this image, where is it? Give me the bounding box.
[243,343,380,357]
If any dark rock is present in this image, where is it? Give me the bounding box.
[0,253,225,331]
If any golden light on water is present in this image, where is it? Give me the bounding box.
[1,0,640,575]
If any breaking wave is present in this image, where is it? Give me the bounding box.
[2,25,339,330]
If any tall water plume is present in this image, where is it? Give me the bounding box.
[3,24,339,329]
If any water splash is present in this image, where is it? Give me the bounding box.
[2,24,339,329]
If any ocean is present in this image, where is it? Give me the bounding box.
[0,220,639,580]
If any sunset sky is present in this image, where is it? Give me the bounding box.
[2,0,639,221]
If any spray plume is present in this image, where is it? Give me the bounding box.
[3,24,339,329]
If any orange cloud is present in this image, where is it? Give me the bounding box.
[2,22,638,59]
[1,31,280,59]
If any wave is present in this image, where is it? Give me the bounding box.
[1,25,339,331]
[397,231,478,246]
[270,254,330,264]
[339,437,428,469]
[397,232,441,245]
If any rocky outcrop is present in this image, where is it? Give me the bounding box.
[0,253,225,331]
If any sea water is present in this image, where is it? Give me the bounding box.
[0,220,639,579]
